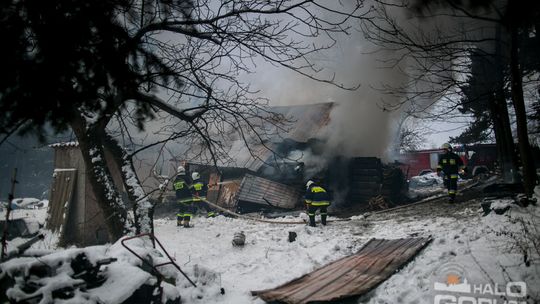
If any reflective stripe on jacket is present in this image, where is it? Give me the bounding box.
[437,151,464,175]
[305,185,331,206]
[174,175,192,202]
[191,181,207,202]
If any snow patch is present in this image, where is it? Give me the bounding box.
[489,199,513,211]
[2,186,539,303]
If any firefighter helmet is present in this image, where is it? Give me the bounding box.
[177,166,186,175]
[441,143,452,151]
[306,180,315,189]
[192,172,201,181]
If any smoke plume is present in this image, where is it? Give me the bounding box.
[247,8,409,161]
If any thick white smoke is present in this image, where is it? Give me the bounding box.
[246,10,409,162]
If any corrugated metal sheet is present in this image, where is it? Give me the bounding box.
[252,237,431,304]
[46,169,77,232]
[236,174,302,209]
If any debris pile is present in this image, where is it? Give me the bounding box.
[0,236,183,304]
[368,195,392,210]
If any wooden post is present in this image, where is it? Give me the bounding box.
[1,168,18,259]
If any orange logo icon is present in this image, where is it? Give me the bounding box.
[446,274,460,285]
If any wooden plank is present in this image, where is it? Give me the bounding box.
[207,172,221,203]
[216,179,242,209]
[46,169,77,233]
[252,237,431,304]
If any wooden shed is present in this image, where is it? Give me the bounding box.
[47,142,123,246]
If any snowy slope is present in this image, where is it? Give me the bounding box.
[1,187,539,303]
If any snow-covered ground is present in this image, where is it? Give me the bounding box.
[407,172,473,200]
[1,188,539,303]
[0,197,49,210]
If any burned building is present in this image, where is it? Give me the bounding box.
[169,102,334,213]
[46,103,405,243]
[172,102,406,213]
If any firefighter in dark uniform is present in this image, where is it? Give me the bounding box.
[190,172,216,219]
[304,180,331,227]
[174,166,193,227]
[437,143,465,203]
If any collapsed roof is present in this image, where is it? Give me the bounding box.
[189,102,334,172]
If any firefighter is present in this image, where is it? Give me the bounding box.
[174,166,193,227]
[190,172,216,219]
[437,143,465,203]
[304,180,331,227]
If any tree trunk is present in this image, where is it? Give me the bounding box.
[70,116,130,241]
[490,90,518,183]
[491,25,520,183]
[509,22,537,196]
[104,135,154,234]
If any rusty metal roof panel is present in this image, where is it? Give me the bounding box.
[252,237,431,304]
[236,174,302,209]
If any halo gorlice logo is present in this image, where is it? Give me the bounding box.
[433,263,528,304]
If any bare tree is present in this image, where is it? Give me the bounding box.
[1,0,369,240]
[394,114,428,152]
[358,0,539,193]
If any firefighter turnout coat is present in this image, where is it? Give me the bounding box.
[190,181,208,202]
[173,175,192,204]
[437,151,464,177]
[305,184,331,206]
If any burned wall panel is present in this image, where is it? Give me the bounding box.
[235,174,302,212]
[47,169,77,235]
[216,179,242,209]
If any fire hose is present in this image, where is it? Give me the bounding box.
[199,198,350,225]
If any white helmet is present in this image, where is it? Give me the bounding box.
[306,180,315,189]
[177,166,186,175]
[441,143,452,151]
[192,172,200,181]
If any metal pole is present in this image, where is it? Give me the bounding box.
[1,168,18,259]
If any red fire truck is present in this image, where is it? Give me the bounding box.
[399,144,498,179]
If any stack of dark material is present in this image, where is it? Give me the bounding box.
[380,165,407,204]
[346,157,383,205]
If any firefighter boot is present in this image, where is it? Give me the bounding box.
[308,215,316,227]
[321,214,327,226]
[183,215,192,228]
[183,219,191,228]
[177,215,183,227]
